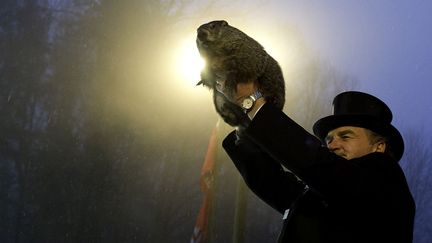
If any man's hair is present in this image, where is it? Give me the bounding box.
[365,129,396,159]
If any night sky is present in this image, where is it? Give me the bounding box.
[267,1,432,135]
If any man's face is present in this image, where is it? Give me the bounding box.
[325,126,384,160]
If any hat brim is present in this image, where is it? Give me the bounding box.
[313,114,404,161]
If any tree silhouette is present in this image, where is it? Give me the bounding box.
[400,129,432,243]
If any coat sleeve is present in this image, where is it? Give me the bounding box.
[223,131,306,214]
[244,103,324,174]
[225,103,363,202]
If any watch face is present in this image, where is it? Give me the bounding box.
[242,97,254,110]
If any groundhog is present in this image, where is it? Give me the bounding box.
[196,20,285,126]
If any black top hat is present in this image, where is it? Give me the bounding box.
[313,91,404,161]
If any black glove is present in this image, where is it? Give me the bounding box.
[213,90,251,128]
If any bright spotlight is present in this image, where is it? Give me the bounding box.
[177,37,205,86]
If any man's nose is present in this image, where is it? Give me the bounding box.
[327,139,340,152]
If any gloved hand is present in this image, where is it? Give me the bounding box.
[213,90,251,128]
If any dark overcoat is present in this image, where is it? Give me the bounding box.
[222,103,415,243]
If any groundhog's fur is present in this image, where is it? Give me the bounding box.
[196,20,285,126]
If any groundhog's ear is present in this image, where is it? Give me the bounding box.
[221,20,228,26]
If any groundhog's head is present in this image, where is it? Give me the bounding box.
[196,20,244,57]
[197,20,228,43]
[196,20,245,89]
[196,20,228,52]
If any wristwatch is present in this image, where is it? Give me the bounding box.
[241,91,263,112]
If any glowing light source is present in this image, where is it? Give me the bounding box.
[177,37,205,86]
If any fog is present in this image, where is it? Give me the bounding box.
[1,0,431,242]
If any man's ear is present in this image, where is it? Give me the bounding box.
[375,142,387,153]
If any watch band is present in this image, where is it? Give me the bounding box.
[242,90,263,112]
[251,90,263,100]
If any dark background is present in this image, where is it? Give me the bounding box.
[1,1,431,242]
